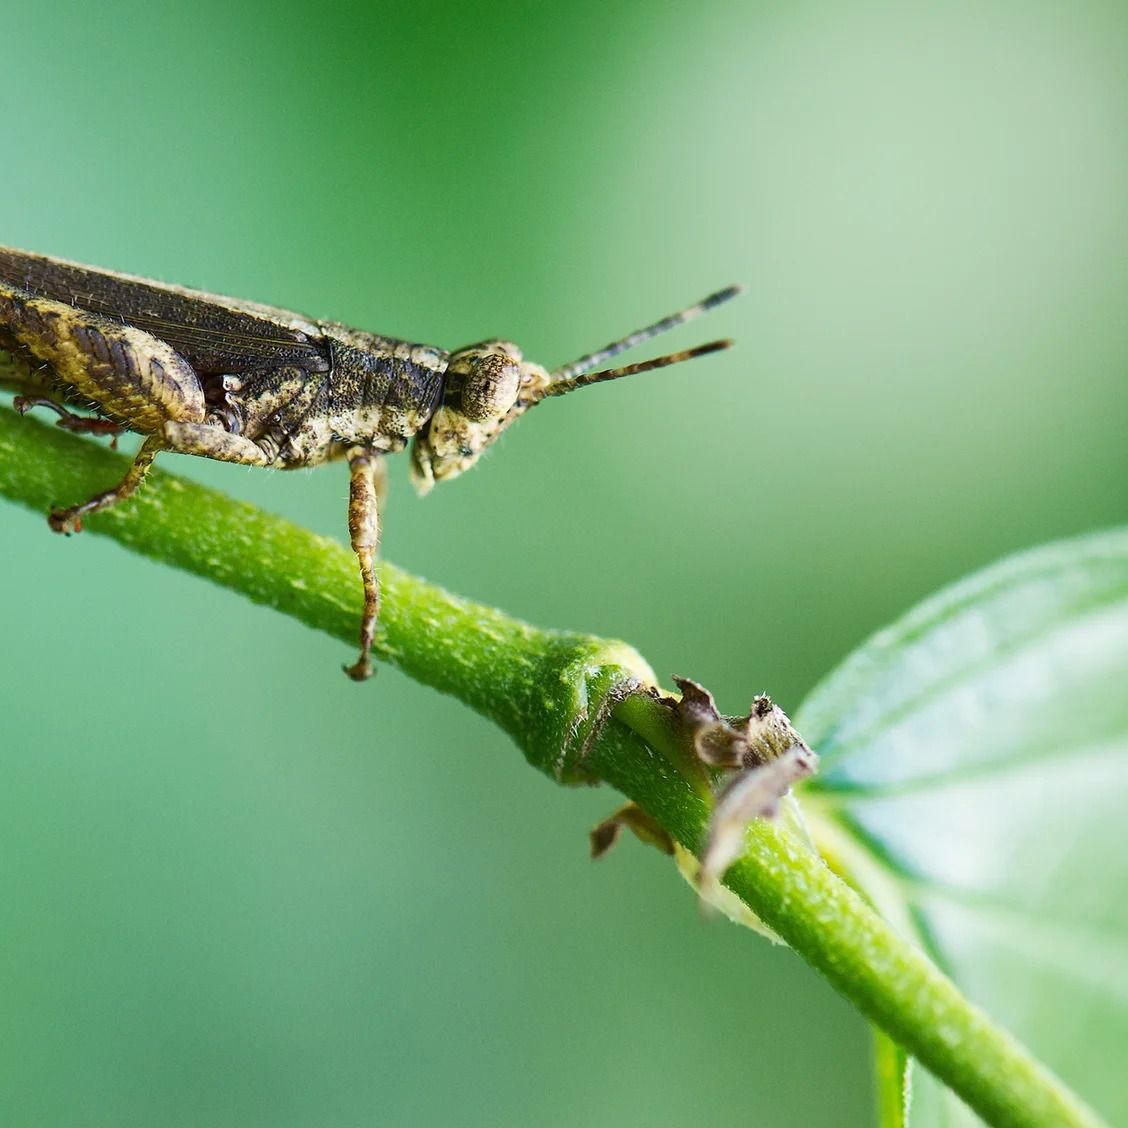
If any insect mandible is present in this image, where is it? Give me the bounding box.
[0,247,738,679]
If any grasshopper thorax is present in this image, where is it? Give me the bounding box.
[410,339,545,493]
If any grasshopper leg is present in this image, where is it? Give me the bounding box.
[0,281,205,432]
[2,282,207,530]
[344,449,385,682]
[49,433,165,534]
[162,420,271,465]
[14,394,126,443]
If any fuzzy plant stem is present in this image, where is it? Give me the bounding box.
[0,405,1107,1128]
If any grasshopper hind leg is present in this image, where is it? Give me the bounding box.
[1,281,207,533]
[344,449,386,682]
[13,394,126,444]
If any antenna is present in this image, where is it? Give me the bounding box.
[542,339,733,397]
[548,284,741,387]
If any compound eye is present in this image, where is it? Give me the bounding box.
[460,353,521,422]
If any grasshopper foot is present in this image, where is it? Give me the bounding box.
[343,655,375,682]
[47,506,83,535]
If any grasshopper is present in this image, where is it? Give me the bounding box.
[0,247,737,679]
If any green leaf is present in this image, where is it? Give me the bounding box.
[798,528,1128,1127]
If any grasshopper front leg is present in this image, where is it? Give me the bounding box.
[162,429,386,681]
[344,449,386,681]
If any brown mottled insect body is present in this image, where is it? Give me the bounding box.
[0,246,738,679]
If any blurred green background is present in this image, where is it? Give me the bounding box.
[2,1,1126,1124]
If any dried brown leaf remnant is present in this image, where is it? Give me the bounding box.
[593,677,818,894]
[667,677,818,886]
[590,802,675,860]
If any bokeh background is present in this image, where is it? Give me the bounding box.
[2,2,1127,1124]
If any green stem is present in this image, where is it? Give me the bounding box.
[0,405,1106,1128]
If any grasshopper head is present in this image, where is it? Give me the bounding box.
[409,286,740,494]
[409,340,538,492]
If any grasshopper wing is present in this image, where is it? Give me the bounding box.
[0,247,331,376]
